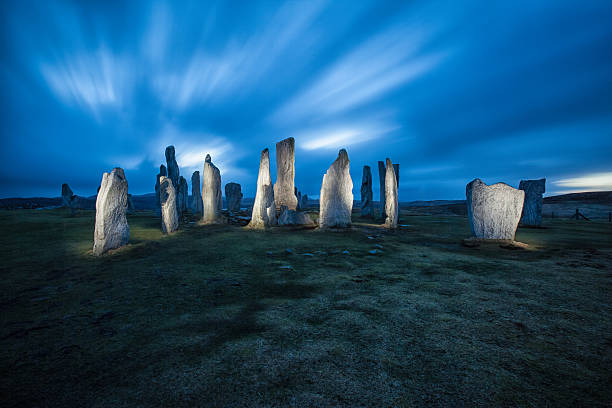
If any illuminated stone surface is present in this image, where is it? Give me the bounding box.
[319,149,353,229]
[191,171,202,216]
[519,178,546,226]
[159,176,179,234]
[61,183,78,215]
[273,137,298,210]
[165,145,180,212]
[248,148,277,229]
[466,178,524,240]
[360,165,374,217]
[202,154,223,224]
[178,176,188,214]
[384,158,398,228]
[278,205,315,226]
[93,168,129,255]
[378,161,386,218]
[154,164,167,216]
[225,182,243,214]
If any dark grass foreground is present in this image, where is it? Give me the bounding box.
[1,209,611,407]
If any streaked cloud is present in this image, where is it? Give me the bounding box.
[295,120,400,151]
[554,172,612,191]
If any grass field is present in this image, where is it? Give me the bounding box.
[1,208,611,407]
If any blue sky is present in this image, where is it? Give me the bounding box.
[1,0,611,199]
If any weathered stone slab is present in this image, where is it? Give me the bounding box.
[155,164,167,216]
[61,183,79,215]
[225,182,243,214]
[466,178,525,240]
[159,176,179,234]
[93,168,129,255]
[384,158,399,228]
[248,148,277,229]
[360,165,374,217]
[296,189,302,210]
[319,149,353,229]
[202,154,223,223]
[165,146,179,211]
[274,137,298,210]
[519,178,546,226]
[378,161,386,218]
[278,205,315,227]
[191,171,202,216]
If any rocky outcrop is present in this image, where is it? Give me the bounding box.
[319,149,353,229]
[248,148,277,229]
[384,159,398,228]
[202,154,223,224]
[378,161,386,218]
[178,176,188,214]
[191,171,202,216]
[155,164,167,216]
[61,183,79,216]
[519,178,546,226]
[278,205,315,227]
[274,137,298,210]
[93,168,129,255]
[466,178,525,240]
[360,165,374,217]
[159,176,179,234]
[225,182,242,214]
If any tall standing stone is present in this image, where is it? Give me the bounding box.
[159,176,179,234]
[248,148,277,229]
[274,137,298,210]
[319,149,353,229]
[127,194,135,213]
[360,165,374,217]
[155,164,167,216]
[178,176,188,214]
[301,194,308,209]
[393,163,400,200]
[466,178,525,240]
[378,161,386,218]
[296,190,302,210]
[165,146,180,212]
[202,154,223,223]
[61,183,78,216]
[225,182,243,214]
[191,171,202,216]
[519,178,546,226]
[93,168,129,255]
[384,159,399,228]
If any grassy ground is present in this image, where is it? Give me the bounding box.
[1,208,611,407]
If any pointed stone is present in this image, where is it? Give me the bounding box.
[165,146,179,210]
[159,176,179,234]
[360,165,374,217]
[274,137,298,210]
[61,183,78,216]
[519,178,546,226]
[93,168,129,255]
[393,163,400,200]
[202,154,223,223]
[248,148,277,229]
[296,190,302,210]
[178,176,188,214]
[225,182,243,214]
[191,171,202,216]
[378,161,386,218]
[384,159,399,228]
[319,149,353,229]
[466,178,525,240]
[155,164,167,216]
[301,194,308,209]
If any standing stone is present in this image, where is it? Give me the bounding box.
[191,171,202,216]
[466,178,525,240]
[93,168,129,255]
[378,161,386,218]
[202,154,223,223]
[225,182,243,214]
[319,149,353,229]
[274,137,298,210]
[360,165,374,217]
[384,159,399,228]
[301,194,308,209]
[519,178,546,226]
[127,194,135,213]
[178,176,188,214]
[155,164,167,216]
[393,163,400,200]
[61,183,79,216]
[297,190,302,210]
[159,176,179,234]
[165,146,180,211]
[248,148,277,229]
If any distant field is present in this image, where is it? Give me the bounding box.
[1,208,611,407]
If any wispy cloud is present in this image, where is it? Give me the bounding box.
[273,24,448,123]
[40,48,131,116]
[295,119,400,151]
[553,172,612,191]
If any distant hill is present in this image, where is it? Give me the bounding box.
[543,191,612,204]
